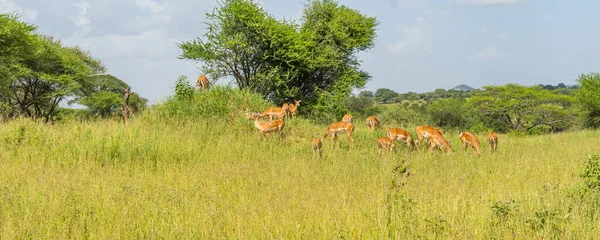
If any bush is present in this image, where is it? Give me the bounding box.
[581,154,600,190]
[379,104,430,127]
[426,98,479,130]
[174,75,195,101]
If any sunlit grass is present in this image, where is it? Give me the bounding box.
[1,114,599,238]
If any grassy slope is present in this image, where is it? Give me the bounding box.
[1,110,599,238]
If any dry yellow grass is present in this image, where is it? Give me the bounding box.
[1,117,599,238]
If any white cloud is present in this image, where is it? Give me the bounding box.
[388,16,432,54]
[69,2,91,37]
[470,44,504,61]
[455,0,527,7]
[134,0,166,14]
[0,0,37,21]
[498,32,506,40]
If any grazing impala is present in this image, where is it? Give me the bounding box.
[288,100,301,119]
[488,132,498,153]
[196,75,210,91]
[415,126,443,148]
[259,107,287,121]
[459,131,481,156]
[322,121,355,149]
[342,114,353,123]
[378,137,396,157]
[366,116,381,131]
[386,128,415,150]
[423,132,452,154]
[249,112,285,140]
[312,138,323,158]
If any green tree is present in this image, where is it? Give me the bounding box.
[468,84,578,133]
[77,74,148,117]
[374,88,399,103]
[358,90,373,98]
[575,73,600,128]
[426,98,478,130]
[178,0,378,121]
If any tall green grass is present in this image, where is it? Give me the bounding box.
[1,88,599,238]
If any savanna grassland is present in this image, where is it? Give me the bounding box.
[1,89,600,239]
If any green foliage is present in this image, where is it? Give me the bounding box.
[575,73,600,128]
[426,98,478,130]
[75,74,148,118]
[375,88,400,103]
[0,13,107,122]
[345,96,377,116]
[174,75,195,101]
[358,90,373,98]
[379,104,430,127]
[581,154,600,190]
[154,85,270,122]
[468,84,578,134]
[178,0,378,121]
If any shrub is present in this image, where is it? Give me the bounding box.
[581,154,600,190]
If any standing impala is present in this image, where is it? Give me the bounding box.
[196,75,210,91]
[488,132,498,153]
[249,112,286,140]
[259,106,287,121]
[415,126,443,148]
[386,128,415,150]
[312,138,323,158]
[423,132,452,154]
[377,137,396,157]
[322,121,355,149]
[366,116,381,132]
[459,131,481,156]
[287,100,301,119]
[342,114,353,123]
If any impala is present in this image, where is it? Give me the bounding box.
[415,126,443,148]
[322,121,355,149]
[288,100,301,119]
[342,114,353,123]
[378,137,396,157]
[282,103,290,115]
[196,75,210,91]
[312,138,323,158]
[423,132,452,153]
[459,131,481,156]
[249,112,285,140]
[488,132,498,153]
[259,107,287,121]
[366,116,381,131]
[386,128,415,150]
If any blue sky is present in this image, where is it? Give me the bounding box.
[2,0,599,103]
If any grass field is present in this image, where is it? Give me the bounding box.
[1,113,600,238]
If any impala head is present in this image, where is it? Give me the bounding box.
[248,112,261,120]
[294,100,301,106]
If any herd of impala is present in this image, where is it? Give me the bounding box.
[196,75,499,158]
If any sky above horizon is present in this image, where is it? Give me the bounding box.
[2,0,599,103]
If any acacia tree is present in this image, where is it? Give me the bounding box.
[575,73,600,128]
[76,74,148,117]
[178,0,378,121]
[1,13,145,122]
[468,84,578,133]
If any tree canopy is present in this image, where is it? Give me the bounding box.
[0,13,145,121]
[178,0,378,121]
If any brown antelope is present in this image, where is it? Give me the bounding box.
[322,121,355,149]
[366,116,381,131]
[312,138,323,158]
[459,131,481,156]
[120,87,133,122]
[287,100,301,119]
[378,137,396,157]
[259,107,287,121]
[423,132,452,154]
[342,114,353,123]
[196,75,210,91]
[249,112,285,140]
[386,128,415,150]
[415,126,443,148]
[488,132,498,153]
[282,103,290,116]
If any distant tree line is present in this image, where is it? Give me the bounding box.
[0,13,147,122]
[344,77,600,135]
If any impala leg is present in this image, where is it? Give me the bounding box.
[347,133,354,149]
